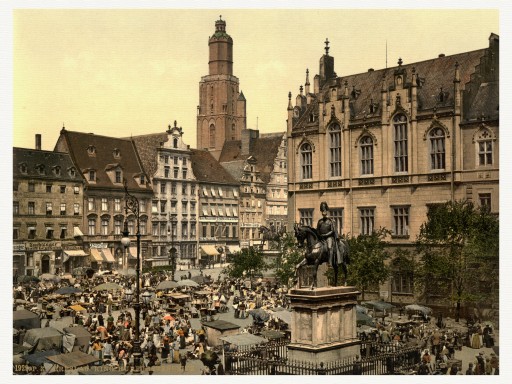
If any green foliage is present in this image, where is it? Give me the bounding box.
[415,200,499,315]
[342,228,392,298]
[270,232,304,286]
[222,246,269,279]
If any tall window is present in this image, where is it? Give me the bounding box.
[171,182,177,195]
[429,128,446,170]
[299,208,314,227]
[392,207,409,236]
[164,166,170,178]
[115,170,122,183]
[89,170,96,181]
[60,203,66,215]
[479,193,491,211]
[191,222,196,237]
[28,183,35,192]
[300,143,313,180]
[114,198,121,212]
[391,258,414,294]
[88,218,96,235]
[393,114,408,172]
[128,219,135,236]
[13,201,19,215]
[88,198,95,211]
[28,202,35,215]
[160,200,166,213]
[101,218,109,235]
[360,136,374,175]
[209,124,216,148]
[140,220,147,235]
[359,208,375,235]
[114,219,122,235]
[74,203,80,215]
[160,181,166,193]
[477,130,493,166]
[182,222,188,238]
[60,227,67,239]
[101,198,108,211]
[46,202,53,215]
[329,124,342,177]
[330,208,344,234]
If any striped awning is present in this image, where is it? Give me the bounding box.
[200,245,220,256]
[90,249,103,262]
[63,250,88,263]
[101,248,115,263]
[127,247,138,259]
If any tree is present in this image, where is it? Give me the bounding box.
[341,228,392,300]
[222,246,268,281]
[415,200,499,321]
[270,232,304,287]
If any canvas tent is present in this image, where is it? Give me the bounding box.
[23,327,63,351]
[63,326,92,352]
[13,309,41,330]
[46,350,98,371]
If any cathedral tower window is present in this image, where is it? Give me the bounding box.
[360,136,374,175]
[393,114,408,172]
[429,128,446,170]
[300,143,313,180]
[209,124,216,148]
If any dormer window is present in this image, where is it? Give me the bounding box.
[115,170,122,183]
[140,175,145,184]
[68,167,76,177]
[19,163,28,174]
[113,148,121,158]
[173,137,178,148]
[36,164,45,175]
[87,145,96,156]
[89,170,96,182]
[53,166,61,176]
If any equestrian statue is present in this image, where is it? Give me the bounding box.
[258,224,286,249]
[293,202,350,288]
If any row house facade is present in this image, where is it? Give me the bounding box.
[287,34,499,304]
[54,128,154,270]
[13,136,86,276]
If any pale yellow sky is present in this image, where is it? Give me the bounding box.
[12,8,499,151]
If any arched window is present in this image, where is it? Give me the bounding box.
[360,136,374,175]
[209,124,216,148]
[393,114,408,172]
[300,143,312,180]
[173,137,178,148]
[329,124,341,177]
[429,128,445,170]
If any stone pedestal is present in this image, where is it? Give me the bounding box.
[287,286,360,364]
[297,264,329,288]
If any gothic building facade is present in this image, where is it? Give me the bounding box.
[287,34,499,303]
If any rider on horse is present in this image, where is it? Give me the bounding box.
[317,201,344,268]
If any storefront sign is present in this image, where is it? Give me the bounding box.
[25,241,61,251]
[13,244,26,251]
[90,243,107,249]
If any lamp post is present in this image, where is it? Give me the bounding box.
[169,217,177,281]
[121,180,143,374]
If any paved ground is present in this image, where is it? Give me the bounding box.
[46,265,499,375]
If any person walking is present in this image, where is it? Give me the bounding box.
[180,353,187,372]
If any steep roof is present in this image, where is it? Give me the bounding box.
[13,147,82,183]
[129,132,168,177]
[219,134,284,184]
[55,129,151,192]
[294,47,495,130]
[190,149,239,185]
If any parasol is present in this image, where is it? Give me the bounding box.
[178,279,200,287]
[55,286,82,295]
[40,273,61,282]
[404,304,432,315]
[200,350,219,368]
[93,282,123,291]
[156,280,179,290]
[163,314,175,321]
[362,300,395,312]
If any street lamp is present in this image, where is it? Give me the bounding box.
[169,217,177,281]
[121,179,143,374]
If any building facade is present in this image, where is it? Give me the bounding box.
[196,17,247,160]
[54,128,154,270]
[13,136,86,276]
[287,34,499,303]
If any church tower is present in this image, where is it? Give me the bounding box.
[197,17,246,160]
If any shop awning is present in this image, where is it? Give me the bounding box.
[63,250,88,263]
[46,350,99,369]
[200,245,219,256]
[127,247,138,259]
[73,227,84,237]
[90,249,103,263]
[228,245,241,254]
[101,249,115,263]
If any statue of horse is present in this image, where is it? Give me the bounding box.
[293,223,350,288]
[258,225,286,249]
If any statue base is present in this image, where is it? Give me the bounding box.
[297,264,329,288]
[287,286,360,364]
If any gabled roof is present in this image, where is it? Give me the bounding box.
[13,147,81,182]
[190,149,239,185]
[129,132,169,177]
[219,133,284,184]
[55,129,151,192]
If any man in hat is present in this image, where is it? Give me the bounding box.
[317,202,343,268]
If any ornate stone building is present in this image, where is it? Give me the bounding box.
[54,128,154,270]
[13,135,86,276]
[197,17,247,161]
[287,34,499,302]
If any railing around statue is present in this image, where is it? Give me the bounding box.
[225,344,421,375]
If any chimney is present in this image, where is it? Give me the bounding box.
[35,134,41,150]
[241,129,259,156]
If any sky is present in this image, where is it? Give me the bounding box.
[9,6,501,152]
